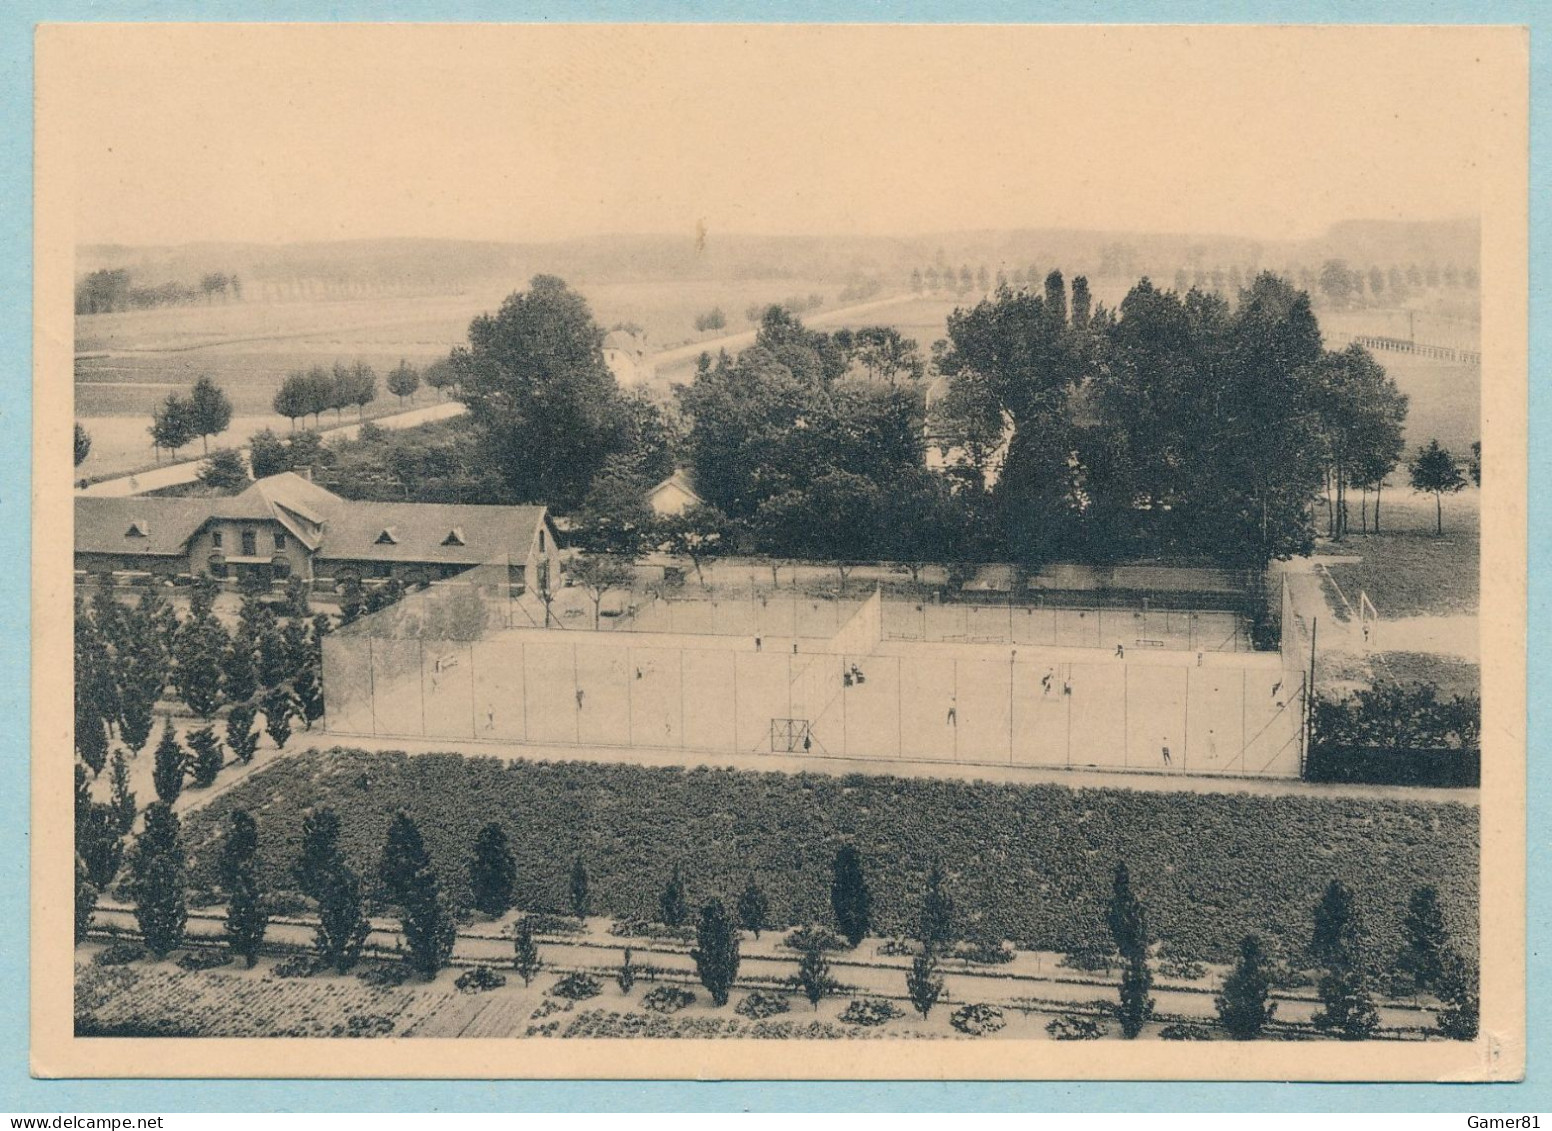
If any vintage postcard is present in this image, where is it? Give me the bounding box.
[32,22,1528,1079]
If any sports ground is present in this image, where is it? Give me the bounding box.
[323,584,1305,779]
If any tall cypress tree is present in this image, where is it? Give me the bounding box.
[569,855,590,919]
[1400,886,1449,991]
[1107,862,1154,1038]
[830,844,872,948]
[294,806,343,899]
[75,855,97,945]
[469,822,517,918]
[512,915,542,986]
[379,810,431,906]
[1216,934,1277,1039]
[220,809,268,967]
[1310,878,1379,1040]
[906,949,944,1019]
[736,876,769,939]
[920,860,956,949]
[129,803,187,958]
[691,899,741,1006]
[659,864,690,928]
[402,863,457,979]
[150,720,186,805]
[314,862,370,974]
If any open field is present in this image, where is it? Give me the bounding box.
[177,746,1479,966]
[1321,488,1479,619]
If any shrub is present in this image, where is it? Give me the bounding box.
[1159,1022,1214,1040]
[950,1002,1006,1036]
[93,941,146,967]
[455,965,508,993]
[1159,956,1208,981]
[876,937,918,957]
[176,947,233,972]
[608,919,696,943]
[526,913,586,936]
[1046,1014,1107,1040]
[784,925,846,952]
[273,955,320,979]
[550,972,602,1001]
[357,962,414,987]
[641,985,696,1014]
[1059,948,1116,973]
[331,1014,396,1038]
[954,938,1016,965]
[839,997,902,1027]
[734,991,792,1020]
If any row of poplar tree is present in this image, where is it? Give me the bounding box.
[78,797,1479,1040]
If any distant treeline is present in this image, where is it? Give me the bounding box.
[75,268,244,314]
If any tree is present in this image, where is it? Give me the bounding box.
[1215,934,1277,1039]
[129,803,188,958]
[1409,440,1466,535]
[337,576,367,625]
[1399,886,1449,991]
[292,661,325,729]
[314,863,370,974]
[573,463,655,556]
[74,422,92,467]
[225,703,260,764]
[1107,862,1154,1038]
[453,275,631,509]
[617,947,637,993]
[736,876,769,939]
[261,686,295,749]
[852,326,924,386]
[424,358,456,400]
[1469,440,1481,487]
[386,359,421,406]
[920,860,956,949]
[1434,949,1479,1040]
[148,393,196,460]
[1310,879,1379,1040]
[75,855,97,944]
[830,844,872,947]
[379,810,432,906]
[654,504,732,587]
[294,806,344,899]
[512,915,542,986]
[1070,275,1092,329]
[188,375,234,453]
[402,863,458,979]
[691,899,741,1006]
[196,449,251,492]
[172,612,229,719]
[569,554,636,630]
[75,703,109,777]
[905,949,944,1019]
[109,750,136,834]
[77,802,126,892]
[569,854,590,919]
[659,864,690,928]
[220,810,268,967]
[273,374,312,431]
[797,943,833,1010]
[469,822,516,918]
[222,623,260,706]
[151,719,187,805]
[187,725,224,788]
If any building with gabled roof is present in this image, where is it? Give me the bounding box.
[75,474,560,593]
[645,469,704,517]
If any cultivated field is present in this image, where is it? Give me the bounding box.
[177,746,1479,966]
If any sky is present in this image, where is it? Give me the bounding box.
[41,23,1521,247]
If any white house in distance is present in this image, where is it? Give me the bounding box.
[602,328,656,388]
[646,469,704,517]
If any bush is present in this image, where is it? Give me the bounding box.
[550,972,602,1001]
[176,948,233,972]
[1159,957,1208,981]
[641,985,696,1014]
[1046,1014,1107,1040]
[954,939,1016,965]
[608,919,697,943]
[1159,1022,1214,1040]
[734,991,792,1020]
[455,965,508,993]
[273,955,321,979]
[357,962,414,987]
[330,1014,396,1038]
[1059,948,1116,973]
[876,937,918,957]
[839,998,902,1027]
[526,913,586,936]
[950,1002,1006,1036]
[93,941,146,967]
[784,925,847,952]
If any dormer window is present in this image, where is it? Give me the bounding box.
[441,527,466,547]
[375,527,399,545]
[125,521,149,538]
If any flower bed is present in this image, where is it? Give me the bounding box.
[455,966,508,993]
[734,991,792,1020]
[839,998,902,1027]
[640,985,696,1014]
[950,1003,1006,1036]
[1046,1014,1107,1040]
[549,972,603,1001]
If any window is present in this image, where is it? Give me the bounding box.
[375,528,399,545]
[241,530,256,557]
[125,521,149,539]
[274,531,287,551]
[539,529,546,552]
[441,527,466,546]
[212,531,223,549]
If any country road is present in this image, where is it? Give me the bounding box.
[76,399,467,497]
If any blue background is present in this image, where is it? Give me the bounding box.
[3,0,1544,1112]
